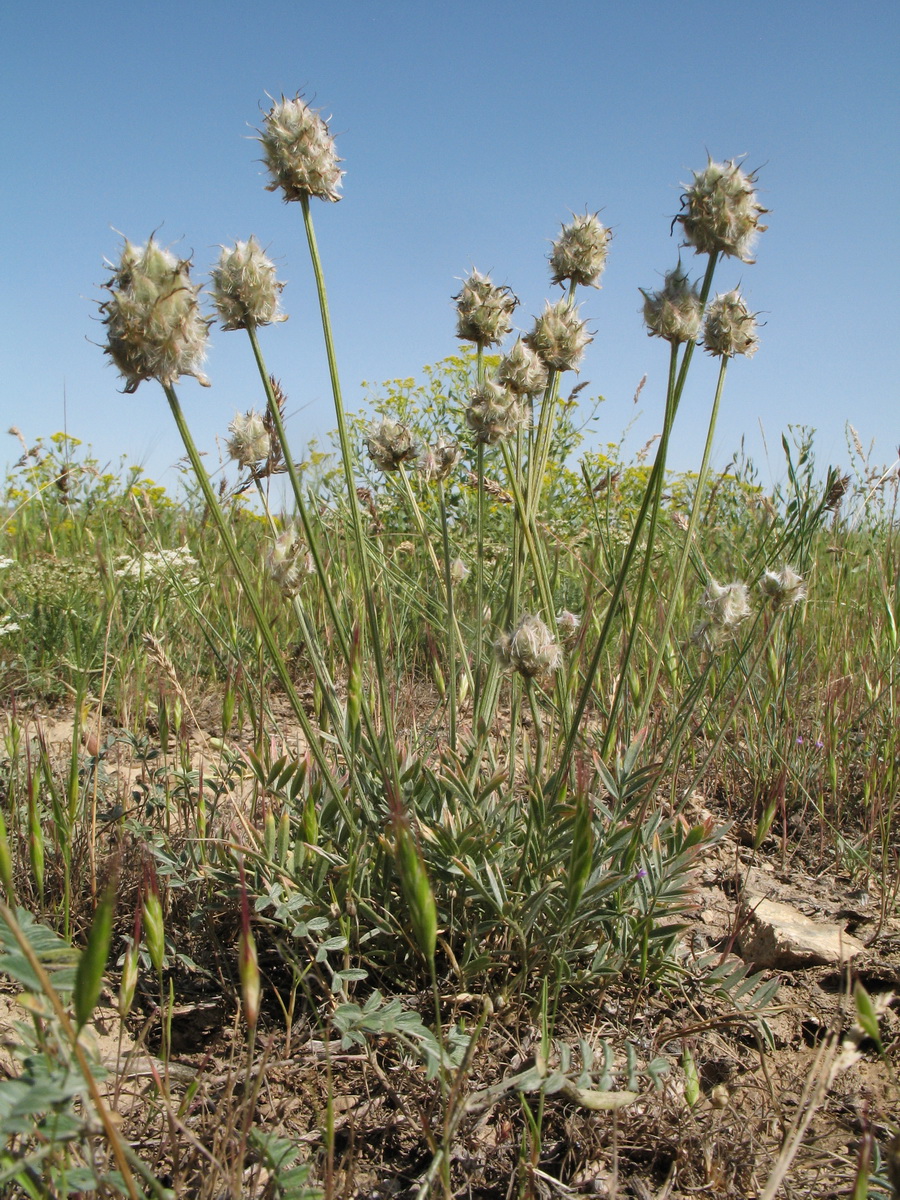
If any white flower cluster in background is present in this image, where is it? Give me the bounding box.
[114,546,200,589]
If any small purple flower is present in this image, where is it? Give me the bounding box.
[636,868,648,880]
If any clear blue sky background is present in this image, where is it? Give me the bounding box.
[2,1,897,494]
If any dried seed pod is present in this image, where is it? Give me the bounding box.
[259,94,343,203]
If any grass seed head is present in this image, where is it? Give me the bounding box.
[226,410,271,468]
[211,237,287,330]
[497,337,549,397]
[677,158,767,262]
[366,418,419,471]
[465,380,526,445]
[454,271,517,347]
[703,290,759,358]
[641,265,703,344]
[525,298,592,371]
[496,614,563,679]
[550,212,611,288]
[259,94,343,203]
[101,238,210,393]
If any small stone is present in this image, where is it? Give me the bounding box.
[738,898,866,969]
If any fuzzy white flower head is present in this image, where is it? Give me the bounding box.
[365,418,419,472]
[211,238,287,331]
[550,212,611,288]
[495,614,563,679]
[449,557,469,585]
[525,299,592,371]
[418,437,463,483]
[0,557,13,571]
[497,338,548,397]
[260,94,343,203]
[556,609,581,648]
[641,266,703,345]
[101,238,210,393]
[0,617,20,637]
[465,380,526,445]
[703,291,759,358]
[266,528,312,597]
[227,410,271,468]
[677,158,768,263]
[702,579,751,629]
[760,565,807,610]
[454,271,518,348]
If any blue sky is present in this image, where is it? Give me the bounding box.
[2,1,897,493]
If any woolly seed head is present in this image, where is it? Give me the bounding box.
[497,337,548,397]
[366,418,419,472]
[211,237,287,331]
[259,94,343,203]
[227,410,271,468]
[677,158,767,263]
[641,265,703,345]
[760,565,807,610]
[266,527,312,598]
[703,291,759,358]
[465,379,526,445]
[702,578,751,629]
[556,609,581,648]
[101,238,210,393]
[550,212,611,288]
[418,436,463,483]
[454,271,517,348]
[495,614,563,680]
[525,299,592,371]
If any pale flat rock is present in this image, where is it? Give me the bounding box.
[738,897,865,969]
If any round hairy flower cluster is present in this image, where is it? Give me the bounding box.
[259,94,343,203]
[266,528,312,598]
[418,436,463,483]
[694,578,751,651]
[641,266,703,344]
[211,238,287,331]
[495,614,563,680]
[454,271,517,348]
[556,609,581,648]
[365,418,419,472]
[525,299,592,371]
[550,212,611,288]
[677,158,767,263]
[226,410,271,468]
[450,557,469,585]
[465,380,526,445]
[760,565,807,610]
[703,291,758,358]
[101,239,210,393]
[497,338,548,397]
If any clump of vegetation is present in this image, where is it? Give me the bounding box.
[0,95,897,1199]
